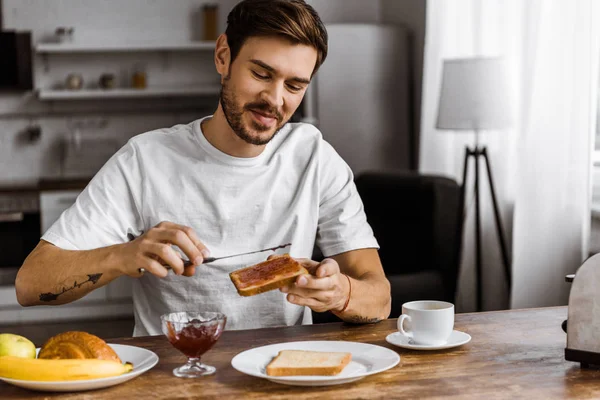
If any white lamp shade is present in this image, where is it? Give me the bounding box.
[436,57,513,131]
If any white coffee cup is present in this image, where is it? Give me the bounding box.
[397,300,454,346]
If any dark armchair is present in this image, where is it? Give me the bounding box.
[312,171,463,323]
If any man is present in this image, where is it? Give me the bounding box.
[15,0,391,336]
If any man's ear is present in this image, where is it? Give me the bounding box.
[214,33,231,82]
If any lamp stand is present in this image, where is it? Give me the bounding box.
[458,134,512,311]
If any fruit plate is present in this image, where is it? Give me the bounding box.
[231,340,400,386]
[0,344,158,392]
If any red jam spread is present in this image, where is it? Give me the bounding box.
[166,319,224,358]
[235,257,299,288]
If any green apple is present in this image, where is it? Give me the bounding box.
[0,333,36,358]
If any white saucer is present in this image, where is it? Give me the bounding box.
[386,330,471,350]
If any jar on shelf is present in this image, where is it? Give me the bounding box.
[99,73,116,89]
[55,27,74,43]
[131,64,147,89]
[203,3,219,41]
[65,73,83,90]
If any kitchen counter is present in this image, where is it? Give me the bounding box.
[37,178,91,191]
[0,178,91,194]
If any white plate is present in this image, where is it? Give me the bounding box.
[386,330,471,350]
[231,340,400,386]
[0,344,159,392]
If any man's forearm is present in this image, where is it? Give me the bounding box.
[15,241,124,307]
[333,272,391,323]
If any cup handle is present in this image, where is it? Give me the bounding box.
[397,314,412,338]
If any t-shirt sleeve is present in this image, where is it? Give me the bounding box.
[316,141,379,257]
[41,140,144,251]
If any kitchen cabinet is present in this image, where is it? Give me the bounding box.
[40,188,133,301]
[39,189,81,234]
[0,188,137,325]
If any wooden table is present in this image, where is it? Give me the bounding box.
[3,307,600,399]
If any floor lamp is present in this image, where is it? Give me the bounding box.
[436,57,513,311]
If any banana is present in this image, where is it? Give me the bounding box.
[0,356,133,381]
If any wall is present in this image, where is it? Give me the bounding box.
[311,24,412,174]
[0,113,200,184]
[0,0,423,186]
[307,0,380,23]
[380,0,426,170]
[309,0,422,173]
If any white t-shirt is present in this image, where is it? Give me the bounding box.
[42,117,379,336]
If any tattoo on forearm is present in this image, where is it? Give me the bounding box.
[345,316,382,325]
[39,273,103,302]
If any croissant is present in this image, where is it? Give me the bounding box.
[38,331,121,363]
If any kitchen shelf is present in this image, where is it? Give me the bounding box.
[35,41,216,53]
[37,85,221,100]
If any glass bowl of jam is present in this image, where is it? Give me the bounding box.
[160,311,227,378]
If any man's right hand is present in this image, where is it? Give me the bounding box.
[120,221,209,278]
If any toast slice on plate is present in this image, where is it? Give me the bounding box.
[229,254,308,297]
[266,350,352,376]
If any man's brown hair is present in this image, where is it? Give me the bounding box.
[225,0,328,75]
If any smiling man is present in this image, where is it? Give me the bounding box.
[15,0,391,336]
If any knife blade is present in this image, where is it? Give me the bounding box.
[181,242,292,267]
[127,233,291,269]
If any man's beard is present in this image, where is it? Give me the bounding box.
[219,75,287,146]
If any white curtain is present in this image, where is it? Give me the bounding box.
[420,0,600,311]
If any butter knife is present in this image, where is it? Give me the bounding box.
[127,233,291,268]
[181,242,292,267]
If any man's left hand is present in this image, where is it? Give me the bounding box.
[279,258,349,313]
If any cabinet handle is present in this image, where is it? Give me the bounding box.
[0,212,24,222]
[57,198,78,205]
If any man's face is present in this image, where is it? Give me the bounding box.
[219,36,318,146]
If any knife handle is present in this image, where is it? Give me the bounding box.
[128,233,217,268]
[164,257,215,269]
[180,257,217,266]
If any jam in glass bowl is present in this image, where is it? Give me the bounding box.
[160,311,227,377]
